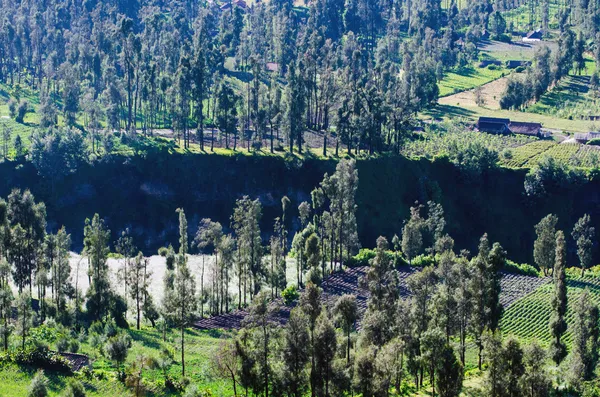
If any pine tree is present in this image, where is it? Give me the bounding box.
[84,214,111,322]
[282,308,310,397]
[16,291,33,349]
[549,230,568,365]
[164,209,197,377]
[572,214,595,277]
[534,214,558,276]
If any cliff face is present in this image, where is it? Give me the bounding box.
[1,153,598,264]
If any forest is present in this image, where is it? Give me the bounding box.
[2,0,600,395]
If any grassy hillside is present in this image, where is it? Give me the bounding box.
[0,327,231,397]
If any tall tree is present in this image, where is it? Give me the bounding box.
[572,214,595,277]
[84,214,111,322]
[549,230,568,365]
[534,214,558,276]
[165,209,197,377]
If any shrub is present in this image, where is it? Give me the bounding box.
[69,339,80,354]
[348,248,377,267]
[183,385,213,397]
[56,337,69,352]
[487,64,499,70]
[8,98,17,118]
[28,370,48,397]
[104,318,118,337]
[64,379,86,397]
[16,100,29,123]
[504,260,540,277]
[411,254,436,267]
[282,285,299,306]
[1,345,72,373]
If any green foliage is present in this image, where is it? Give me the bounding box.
[281,285,299,306]
[411,254,436,268]
[348,248,377,267]
[27,370,47,397]
[504,260,540,277]
[0,345,71,373]
[63,379,86,397]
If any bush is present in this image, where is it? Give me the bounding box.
[16,100,29,123]
[348,248,377,267]
[504,260,540,277]
[64,379,86,397]
[28,370,48,397]
[8,98,17,118]
[183,385,213,397]
[69,339,80,353]
[487,64,499,70]
[1,345,72,373]
[56,337,69,352]
[282,285,299,306]
[411,254,436,267]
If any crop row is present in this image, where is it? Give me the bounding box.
[502,141,555,168]
[500,276,600,345]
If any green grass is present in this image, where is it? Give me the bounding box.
[0,327,232,397]
[423,104,595,133]
[501,275,600,345]
[439,66,507,97]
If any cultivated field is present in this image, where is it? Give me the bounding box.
[501,275,600,345]
[439,76,508,109]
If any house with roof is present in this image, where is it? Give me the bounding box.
[476,117,548,137]
[220,0,248,11]
[575,132,600,142]
[522,29,543,42]
[506,60,531,69]
[476,117,511,134]
[509,121,547,137]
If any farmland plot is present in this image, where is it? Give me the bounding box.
[501,276,600,345]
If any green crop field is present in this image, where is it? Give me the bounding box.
[500,140,556,168]
[439,66,507,97]
[501,275,600,345]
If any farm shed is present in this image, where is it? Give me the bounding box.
[506,60,531,69]
[476,117,511,134]
[522,29,543,42]
[575,132,600,142]
[509,121,543,137]
[479,60,502,68]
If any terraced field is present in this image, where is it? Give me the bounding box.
[502,140,600,168]
[501,276,600,345]
[501,140,556,168]
[195,266,547,331]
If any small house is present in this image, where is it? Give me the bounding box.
[575,132,600,142]
[476,117,511,134]
[509,121,543,137]
[522,29,543,42]
[479,60,502,68]
[506,60,531,69]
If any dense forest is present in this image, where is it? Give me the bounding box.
[0,0,598,155]
[2,0,600,396]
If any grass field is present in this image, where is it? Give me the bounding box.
[0,327,232,397]
[424,104,595,133]
[501,275,600,346]
[438,66,507,97]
